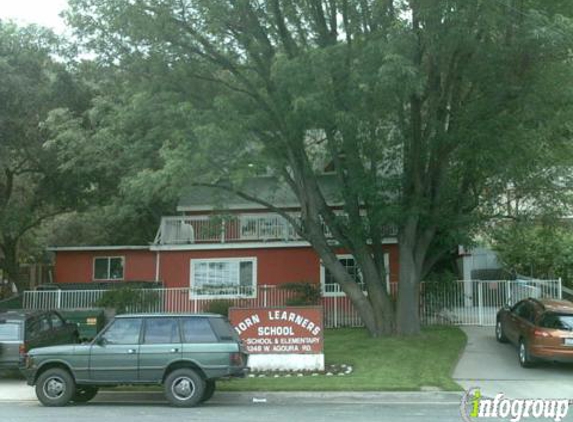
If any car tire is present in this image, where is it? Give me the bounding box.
[201,380,216,403]
[35,367,76,407]
[495,320,508,343]
[164,368,205,407]
[72,386,99,403]
[518,339,536,368]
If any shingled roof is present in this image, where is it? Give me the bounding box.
[177,174,343,211]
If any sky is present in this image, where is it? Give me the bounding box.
[0,0,69,33]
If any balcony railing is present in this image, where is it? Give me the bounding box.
[154,214,301,244]
[154,214,398,245]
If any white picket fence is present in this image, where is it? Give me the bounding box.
[22,279,562,328]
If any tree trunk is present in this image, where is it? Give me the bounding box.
[0,237,21,291]
[396,235,423,335]
[357,248,396,336]
[317,247,378,333]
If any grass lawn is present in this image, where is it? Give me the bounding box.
[219,326,466,392]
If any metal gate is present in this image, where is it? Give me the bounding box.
[420,279,562,326]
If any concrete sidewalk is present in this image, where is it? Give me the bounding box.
[454,326,573,399]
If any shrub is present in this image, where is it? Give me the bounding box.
[205,299,235,317]
[95,287,160,314]
[280,281,321,306]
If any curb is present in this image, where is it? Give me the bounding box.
[0,390,464,404]
[211,391,464,404]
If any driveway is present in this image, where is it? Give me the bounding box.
[454,326,573,399]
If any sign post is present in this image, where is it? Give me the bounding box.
[229,306,324,371]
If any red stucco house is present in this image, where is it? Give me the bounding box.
[50,175,400,299]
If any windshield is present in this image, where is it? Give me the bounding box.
[539,313,573,331]
[0,322,21,341]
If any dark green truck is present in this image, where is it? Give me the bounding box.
[22,313,248,407]
[0,310,79,370]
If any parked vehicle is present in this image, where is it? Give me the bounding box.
[0,310,79,370]
[22,313,248,407]
[496,298,573,367]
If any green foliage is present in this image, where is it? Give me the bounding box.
[491,222,573,286]
[0,21,94,287]
[205,299,235,317]
[95,287,160,314]
[424,270,458,285]
[280,282,322,306]
[61,0,573,335]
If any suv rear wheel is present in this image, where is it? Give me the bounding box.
[201,380,216,403]
[518,339,536,368]
[72,386,99,403]
[36,368,75,407]
[164,368,205,407]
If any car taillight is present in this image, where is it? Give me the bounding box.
[230,352,243,366]
[19,343,27,357]
[533,329,550,338]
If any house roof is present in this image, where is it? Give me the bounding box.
[177,174,343,211]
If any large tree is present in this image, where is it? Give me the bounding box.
[0,21,92,289]
[64,0,573,335]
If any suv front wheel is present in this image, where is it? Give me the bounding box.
[36,368,76,407]
[164,368,205,407]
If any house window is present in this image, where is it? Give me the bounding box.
[321,254,389,297]
[93,257,125,281]
[190,258,256,298]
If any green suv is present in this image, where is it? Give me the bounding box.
[22,313,248,407]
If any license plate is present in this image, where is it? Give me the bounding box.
[563,338,573,346]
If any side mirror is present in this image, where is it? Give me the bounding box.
[94,336,107,346]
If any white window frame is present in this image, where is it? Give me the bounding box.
[320,254,390,297]
[189,257,257,299]
[93,256,125,281]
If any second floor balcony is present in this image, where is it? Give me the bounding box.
[154,214,301,245]
[154,214,398,245]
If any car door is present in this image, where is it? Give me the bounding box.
[505,301,526,344]
[513,301,535,342]
[180,317,220,368]
[138,317,182,382]
[89,317,142,382]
